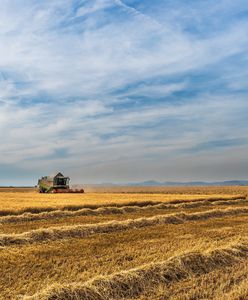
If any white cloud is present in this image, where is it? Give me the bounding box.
[76,0,114,17]
[0,0,248,183]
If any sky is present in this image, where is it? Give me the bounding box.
[0,0,248,185]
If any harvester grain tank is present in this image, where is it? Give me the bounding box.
[37,172,84,193]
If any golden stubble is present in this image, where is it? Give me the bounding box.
[0,186,247,300]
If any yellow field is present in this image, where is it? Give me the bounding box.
[0,187,248,299]
[0,188,246,212]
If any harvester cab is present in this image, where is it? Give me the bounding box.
[38,172,84,193]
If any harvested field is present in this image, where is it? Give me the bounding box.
[0,186,247,299]
[0,196,246,225]
[0,191,243,215]
[23,241,248,300]
[1,207,248,247]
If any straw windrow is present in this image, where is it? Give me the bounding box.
[0,195,244,217]
[0,197,246,224]
[1,207,248,247]
[22,241,248,300]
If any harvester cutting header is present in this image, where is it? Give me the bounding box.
[38,172,84,193]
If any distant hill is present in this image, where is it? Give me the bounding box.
[76,180,248,187]
[126,180,248,186]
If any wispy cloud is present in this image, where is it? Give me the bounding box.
[0,0,248,184]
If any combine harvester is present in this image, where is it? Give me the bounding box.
[37,172,84,193]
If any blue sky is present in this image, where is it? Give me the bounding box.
[0,0,248,185]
